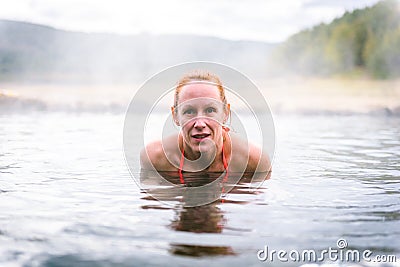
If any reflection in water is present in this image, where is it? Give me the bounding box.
[140,171,269,257]
[169,202,232,257]
[170,203,224,233]
[169,244,236,257]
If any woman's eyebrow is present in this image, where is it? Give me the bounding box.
[179,104,194,109]
[180,100,223,108]
[205,101,223,107]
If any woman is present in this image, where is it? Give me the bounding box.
[140,70,271,179]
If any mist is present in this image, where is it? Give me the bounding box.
[1,0,400,116]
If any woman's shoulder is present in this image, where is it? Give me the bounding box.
[140,134,180,171]
[229,133,271,172]
[246,143,271,172]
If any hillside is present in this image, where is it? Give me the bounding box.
[271,0,400,79]
[0,20,274,83]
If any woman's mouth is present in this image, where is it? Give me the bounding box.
[191,133,211,141]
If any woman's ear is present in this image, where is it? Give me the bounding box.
[223,103,230,123]
[171,106,180,126]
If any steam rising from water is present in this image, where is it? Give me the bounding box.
[1,20,399,115]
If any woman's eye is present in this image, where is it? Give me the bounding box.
[183,109,195,115]
[205,107,216,114]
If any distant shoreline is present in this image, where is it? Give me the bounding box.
[259,77,400,116]
[1,77,399,116]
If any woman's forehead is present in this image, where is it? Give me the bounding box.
[178,97,223,109]
[178,83,221,103]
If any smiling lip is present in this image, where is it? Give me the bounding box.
[191,133,211,141]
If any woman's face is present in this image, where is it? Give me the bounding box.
[174,82,228,155]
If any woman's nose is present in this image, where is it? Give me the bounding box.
[193,117,206,129]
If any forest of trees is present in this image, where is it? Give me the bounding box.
[271,0,400,79]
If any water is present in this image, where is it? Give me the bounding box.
[1,112,399,266]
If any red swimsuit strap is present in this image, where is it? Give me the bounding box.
[222,145,228,170]
[179,145,228,184]
[222,144,229,183]
[178,147,185,184]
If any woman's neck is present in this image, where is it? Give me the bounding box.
[180,136,224,171]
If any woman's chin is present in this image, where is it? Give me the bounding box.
[198,140,215,153]
[188,139,213,153]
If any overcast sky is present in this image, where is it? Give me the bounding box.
[0,0,382,42]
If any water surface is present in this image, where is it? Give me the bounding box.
[0,113,399,266]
